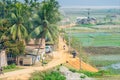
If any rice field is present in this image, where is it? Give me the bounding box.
[66,25,120,47]
[65,25,120,75]
[68,32,120,47]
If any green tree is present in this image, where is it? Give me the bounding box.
[9,3,28,41]
[0,1,29,64]
[30,0,60,64]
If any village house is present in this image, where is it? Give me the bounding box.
[0,38,54,66]
[76,17,97,24]
[17,39,45,65]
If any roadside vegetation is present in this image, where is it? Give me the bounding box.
[29,68,66,80]
[3,64,22,72]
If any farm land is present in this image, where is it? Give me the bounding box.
[62,7,120,79]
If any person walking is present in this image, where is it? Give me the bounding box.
[63,45,65,50]
[72,50,76,58]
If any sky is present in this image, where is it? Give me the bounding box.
[20,0,120,8]
[57,0,120,8]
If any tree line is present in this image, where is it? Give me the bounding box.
[0,0,61,61]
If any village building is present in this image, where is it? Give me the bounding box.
[76,17,97,24]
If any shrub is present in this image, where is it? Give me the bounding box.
[79,70,96,77]
[44,71,66,80]
[4,64,16,69]
[30,70,66,80]
[69,68,76,73]
[78,70,110,77]
[29,71,45,80]
[80,75,86,79]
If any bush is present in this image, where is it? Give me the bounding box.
[44,71,66,80]
[80,75,86,79]
[78,70,96,77]
[29,71,45,80]
[4,64,16,69]
[78,70,110,77]
[30,70,66,80]
[69,68,77,73]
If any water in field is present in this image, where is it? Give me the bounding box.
[89,54,120,74]
[102,63,120,70]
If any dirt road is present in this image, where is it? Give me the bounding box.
[0,36,98,80]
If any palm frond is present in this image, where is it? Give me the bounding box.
[11,13,17,19]
[20,24,28,38]
[18,24,22,40]
[30,26,43,38]
[10,24,17,40]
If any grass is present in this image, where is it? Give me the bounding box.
[65,26,95,32]
[65,63,120,80]
[3,64,23,73]
[65,64,110,77]
[76,24,95,27]
[29,69,66,80]
[3,67,22,73]
[96,75,120,80]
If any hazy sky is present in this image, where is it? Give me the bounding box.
[20,0,120,7]
[57,0,120,7]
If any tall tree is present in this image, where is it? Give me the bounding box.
[30,0,61,64]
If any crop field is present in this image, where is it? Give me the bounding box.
[66,31,120,47]
[89,54,120,67]
[65,23,120,47]
[65,25,120,75]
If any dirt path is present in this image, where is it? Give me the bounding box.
[0,36,69,80]
[60,23,76,28]
[58,36,98,72]
[0,36,98,80]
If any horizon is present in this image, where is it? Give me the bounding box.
[57,0,120,7]
[60,6,120,9]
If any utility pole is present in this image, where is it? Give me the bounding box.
[79,43,82,70]
[68,18,71,53]
[87,8,90,19]
[0,51,1,67]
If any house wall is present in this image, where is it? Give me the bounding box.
[27,39,45,49]
[18,54,41,65]
[0,50,7,67]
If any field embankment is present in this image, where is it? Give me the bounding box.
[84,46,120,54]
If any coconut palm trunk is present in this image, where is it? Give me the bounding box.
[33,37,45,65]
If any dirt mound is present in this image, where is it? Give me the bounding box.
[67,58,98,72]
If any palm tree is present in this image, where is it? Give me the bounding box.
[30,0,60,64]
[9,3,28,41]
